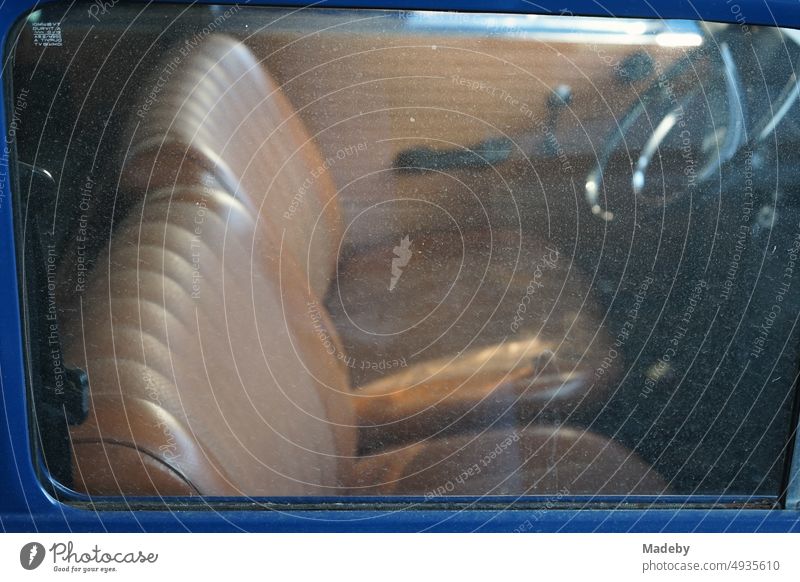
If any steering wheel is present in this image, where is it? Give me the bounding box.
[585,41,747,221]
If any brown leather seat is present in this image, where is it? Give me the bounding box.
[354,426,666,496]
[61,35,664,497]
[65,184,354,495]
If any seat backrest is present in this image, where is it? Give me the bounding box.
[123,35,343,300]
[64,35,355,496]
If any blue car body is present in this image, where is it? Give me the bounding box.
[1,0,800,532]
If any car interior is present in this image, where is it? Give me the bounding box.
[10,5,800,501]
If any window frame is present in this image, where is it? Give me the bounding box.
[2,0,800,532]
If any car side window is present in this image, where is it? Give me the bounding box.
[10,5,800,502]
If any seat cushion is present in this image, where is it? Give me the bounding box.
[70,395,238,496]
[327,229,608,388]
[352,426,667,496]
[353,338,594,450]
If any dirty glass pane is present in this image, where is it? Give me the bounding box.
[10,4,800,500]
